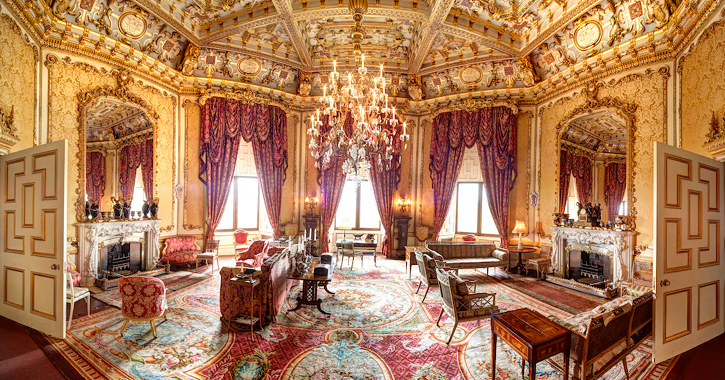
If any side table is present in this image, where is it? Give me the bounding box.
[491,308,570,380]
[506,246,537,274]
[405,246,427,279]
[287,257,335,315]
[227,276,262,340]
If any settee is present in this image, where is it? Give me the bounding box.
[161,235,201,266]
[220,245,297,326]
[546,287,654,380]
[425,241,510,271]
[236,240,270,268]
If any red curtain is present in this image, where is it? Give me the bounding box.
[200,97,288,241]
[558,150,592,212]
[86,151,105,203]
[119,143,142,201]
[368,117,403,258]
[605,162,627,220]
[141,139,153,202]
[315,114,352,253]
[477,107,517,247]
[429,107,517,245]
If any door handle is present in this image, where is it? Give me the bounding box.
[50,264,60,270]
[660,279,671,287]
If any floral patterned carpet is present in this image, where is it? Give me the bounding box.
[45,258,676,380]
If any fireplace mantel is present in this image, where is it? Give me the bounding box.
[76,219,161,286]
[550,226,637,286]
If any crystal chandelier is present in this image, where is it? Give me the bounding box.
[307,0,410,182]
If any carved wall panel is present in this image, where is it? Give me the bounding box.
[0,15,37,152]
[45,55,177,239]
[681,13,725,157]
[182,101,204,231]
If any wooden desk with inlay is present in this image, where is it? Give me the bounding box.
[491,308,570,380]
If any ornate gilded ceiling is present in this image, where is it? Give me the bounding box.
[86,99,152,143]
[9,0,713,100]
[562,109,627,155]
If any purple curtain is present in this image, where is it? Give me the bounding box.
[245,104,288,238]
[369,117,403,258]
[605,162,627,220]
[316,114,352,253]
[429,107,517,245]
[200,97,288,241]
[558,150,572,213]
[200,97,244,242]
[119,143,142,201]
[141,139,153,202]
[86,151,105,203]
[572,154,592,205]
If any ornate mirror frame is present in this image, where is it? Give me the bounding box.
[554,82,638,230]
[75,69,160,223]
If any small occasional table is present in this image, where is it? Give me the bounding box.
[491,308,570,380]
[287,257,335,315]
[507,246,537,274]
[227,275,261,341]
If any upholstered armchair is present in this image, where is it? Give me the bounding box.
[233,230,250,260]
[415,249,456,302]
[161,236,201,266]
[435,267,498,344]
[119,276,168,337]
[236,240,270,268]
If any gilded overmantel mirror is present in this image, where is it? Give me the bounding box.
[555,103,636,229]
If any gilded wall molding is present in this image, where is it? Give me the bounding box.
[430,98,519,119]
[182,99,204,231]
[198,89,291,113]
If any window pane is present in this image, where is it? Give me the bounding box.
[456,183,479,233]
[359,181,380,229]
[335,180,357,229]
[566,196,578,216]
[217,186,234,230]
[480,187,499,235]
[130,187,146,213]
[236,177,259,229]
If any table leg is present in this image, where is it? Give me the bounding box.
[521,358,525,379]
[491,331,497,379]
[322,281,335,294]
[529,360,535,380]
[563,351,569,380]
[250,283,255,341]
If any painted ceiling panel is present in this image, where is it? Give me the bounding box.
[86,99,152,143]
[562,109,627,154]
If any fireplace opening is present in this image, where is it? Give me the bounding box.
[568,250,611,288]
[98,241,142,279]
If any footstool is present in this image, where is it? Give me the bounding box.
[526,257,550,279]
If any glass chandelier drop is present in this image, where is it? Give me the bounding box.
[307,0,410,183]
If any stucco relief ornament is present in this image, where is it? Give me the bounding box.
[298,71,311,96]
[180,45,202,76]
[408,75,424,101]
[516,56,539,87]
[705,112,724,144]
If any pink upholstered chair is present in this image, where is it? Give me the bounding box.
[66,257,81,286]
[462,234,477,242]
[119,276,168,337]
[161,236,201,266]
[233,230,250,260]
[236,240,269,268]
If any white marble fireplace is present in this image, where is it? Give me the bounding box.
[76,220,161,286]
[550,226,637,286]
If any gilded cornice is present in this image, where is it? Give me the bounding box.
[430,98,519,118]
[198,88,291,113]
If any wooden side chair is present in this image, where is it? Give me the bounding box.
[414,250,453,302]
[435,267,498,344]
[196,239,220,272]
[66,272,91,329]
[338,240,363,269]
[119,276,168,337]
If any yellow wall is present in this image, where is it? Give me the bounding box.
[0,15,36,152]
[509,111,532,236]
[538,69,669,245]
[681,18,725,156]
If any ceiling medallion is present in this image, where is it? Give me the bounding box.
[237,57,262,76]
[118,12,147,40]
[308,0,410,183]
[573,19,603,51]
[459,66,483,85]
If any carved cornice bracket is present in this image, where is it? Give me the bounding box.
[0,104,19,155]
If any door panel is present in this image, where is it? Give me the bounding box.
[654,142,725,362]
[0,140,67,338]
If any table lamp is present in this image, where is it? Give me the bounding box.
[512,220,528,250]
[339,218,351,242]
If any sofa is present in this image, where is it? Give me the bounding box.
[220,245,297,326]
[161,235,201,266]
[236,240,270,268]
[425,241,510,271]
[546,288,654,380]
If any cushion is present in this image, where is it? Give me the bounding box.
[462,234,477,241]
[450,273,470,295]
[165,236,198,253]
[119,276,167,319]
[445,257,503,269]
[69,270,81,287]
[161,250,199,263]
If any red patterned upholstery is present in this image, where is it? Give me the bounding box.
[161,236,200,265]
[66,261,81,286]
[235,240,269,267]
[119,276,167,319]
[234,230,249,245]
[462,234,477,242]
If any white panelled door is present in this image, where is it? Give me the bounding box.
[654,142,725,363]
[0,140,68,338]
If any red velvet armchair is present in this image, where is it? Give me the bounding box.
[118,276,168,337]
[233,230,250,260]
[161,236,201,266]
[236,240,270,268]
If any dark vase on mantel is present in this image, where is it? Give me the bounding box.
[85,201,90,220]
[142,202,150,219]
[90,202,99,220]
[122,200,131,219]
[111,197,122,219]
[149,198,159,218]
